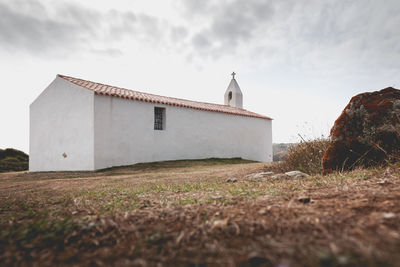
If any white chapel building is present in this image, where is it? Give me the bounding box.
[29,73,272,171]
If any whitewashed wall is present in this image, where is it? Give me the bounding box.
[29,77,94,171]
[94,94,272,170]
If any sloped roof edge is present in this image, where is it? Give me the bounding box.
[58,74,272,120]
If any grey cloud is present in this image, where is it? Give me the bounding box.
[288,0,400,69]
[180,0,213,17]
[3,0,400,71]
[106,10,137,40]
[0,2,81,54]
[90,48,123,57]
[136,14,165,42]
[9,0,47,17]
[208,1,274,44]
[0,0,178,57]
[106,11,164,41]
[183,0,275,55]
[192,33,211,49]
[170,26,188,43]
[181,0,400,71]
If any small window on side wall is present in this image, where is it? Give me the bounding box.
[154,107,166,130]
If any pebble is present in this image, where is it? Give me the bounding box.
[383,213,396,219]
[245,172,274,181]
[285,171,309,178]
[297,196,311,204]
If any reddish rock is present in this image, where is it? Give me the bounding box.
[322,87,400,174]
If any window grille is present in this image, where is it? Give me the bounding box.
[154,107,165,130]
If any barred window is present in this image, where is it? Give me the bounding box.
[154,107,165,130]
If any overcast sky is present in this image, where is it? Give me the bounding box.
[1,0,400,153]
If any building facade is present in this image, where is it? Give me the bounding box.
[29,74,272,171]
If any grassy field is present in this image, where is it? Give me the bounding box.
[1,159,399,266]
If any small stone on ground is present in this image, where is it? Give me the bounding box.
[297,196,311,204]
[383,213,396,219]
[284,171,309,178]
[245,172,274,181]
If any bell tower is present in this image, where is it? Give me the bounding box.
[224,72,243,108]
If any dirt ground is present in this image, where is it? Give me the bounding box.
[0,159,399,266]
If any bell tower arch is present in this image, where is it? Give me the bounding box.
[224,72,243,108]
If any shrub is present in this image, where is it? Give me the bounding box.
[278,137,331,175]
[0,148,29,172]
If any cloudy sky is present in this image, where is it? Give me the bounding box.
[1,0,400,153]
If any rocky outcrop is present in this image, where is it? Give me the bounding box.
[322,87,400,174]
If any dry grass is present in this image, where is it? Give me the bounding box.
[273,138,331,175]
[1,158,400,266]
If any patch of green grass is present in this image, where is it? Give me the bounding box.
[100,199,140,213]
[98,157,256,173]
[228,185,264,199]
[66,163,394,215]
[173,182,217,193]
[174,199,199,205]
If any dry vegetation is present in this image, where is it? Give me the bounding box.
[1,158,400,266]
[272,138,331,175]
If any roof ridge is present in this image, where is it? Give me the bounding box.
[57,74,272,120]
[58,74,240,109]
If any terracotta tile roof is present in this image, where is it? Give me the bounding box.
[58,74,272,120]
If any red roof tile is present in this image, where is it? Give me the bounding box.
[58,74,272,120]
